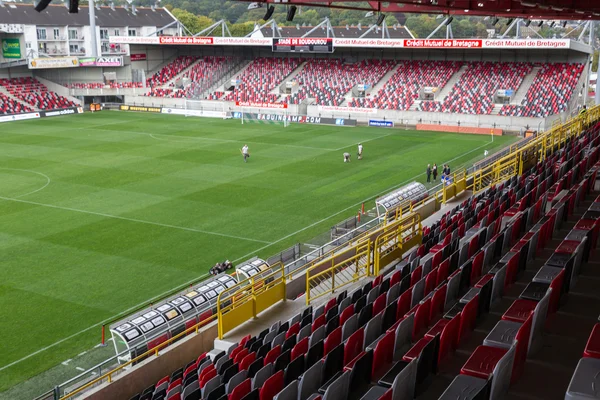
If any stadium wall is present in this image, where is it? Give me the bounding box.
[35,65,134,86]
[34,76,82,105]
[120,96,549,132]
[83,322,219,400]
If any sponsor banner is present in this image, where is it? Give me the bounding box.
[40,107,84,117]
[119,104,162,113]
[2,38,21,59]
[235,101,288,109]
[0,112,40,123]
[482,39,570,49]
[110,36,160,45]
[29,57,79,69]
[273,37,334,53]
[232,112,356,126]
[109,36,574,50]
[161,108,226,118]
[318,105,377,114]
[79,56,123,67]
[369,119,394,128]
[130,53,147,61]
[213,37,272,46]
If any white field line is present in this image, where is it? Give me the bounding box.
[0,196,271,244]
[0,168,51,198]
[232,138,493,262]
[333,131,397,151]
[145,132,336,151]
[0,272,211,372]
[0,136,494,372]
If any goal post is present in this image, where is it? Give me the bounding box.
[183,99,229,119]
[240,106,289,128]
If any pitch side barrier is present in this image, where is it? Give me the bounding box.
[115,104,359,126]
[0,106,84,123]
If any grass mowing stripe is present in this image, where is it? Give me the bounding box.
[0,196,272,244]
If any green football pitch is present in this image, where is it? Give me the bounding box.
[0,111,516,396]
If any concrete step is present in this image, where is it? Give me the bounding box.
[212,60,254,94]
[341,63,401,106]
[491,104,504,115]
[435,64,469,102]
[274,61,308,95]
[511,66,540,105]
[161,58,204,88]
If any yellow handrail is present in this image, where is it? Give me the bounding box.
[60,313,218,399]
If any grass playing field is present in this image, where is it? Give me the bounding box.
[0,111,516,397]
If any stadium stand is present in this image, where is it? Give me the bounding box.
[146,56,198,88]
[120,118,600,400]
[65,82,145,89]
[500,63,585,117]
[348,61,461,111]
[419,62,533,114]
[169,56,235,98]
[0,77,76,110]
[145,88,175,98]
[286,59,395,106]
[0,92,33,115]
[221,57,302,104]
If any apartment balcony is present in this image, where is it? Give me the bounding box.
[39,49,69,56]
[38,37,68,42]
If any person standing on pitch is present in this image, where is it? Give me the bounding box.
[432,163,438,181]
[426,164,431,183]
[357,143,363,160]
[241,144,249,163]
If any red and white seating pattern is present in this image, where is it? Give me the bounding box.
[348,61,461,110]
[145,88,174,98]
[500,63,584,117]
[0,77,76,110]
[287,59,395,106]
[146,56,198,88]
[222,57,302,104]
[65,82,145,89]
[419,62,533,115]
[0,92,33,115]
[169,57,234,99]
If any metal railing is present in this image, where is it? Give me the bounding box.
[58,313,218,400]
[305,240,371,304]
[216,262,286,339]
[305,212,422,304]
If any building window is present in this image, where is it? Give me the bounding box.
[69,44,80,53]
[69,29,78,40]
[101,42,110,53]
[128,29,136,37]
[26,42,32,49]
[53,28,60,39]
[114,29,120,36]
[100,29,109,40]
[37,28,46,40]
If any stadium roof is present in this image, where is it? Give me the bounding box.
[241,0,600,20]
[0,3,176,27]
[260,25,412,38]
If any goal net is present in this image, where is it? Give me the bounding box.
[239,107,289,128]
[183,99,229,119]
